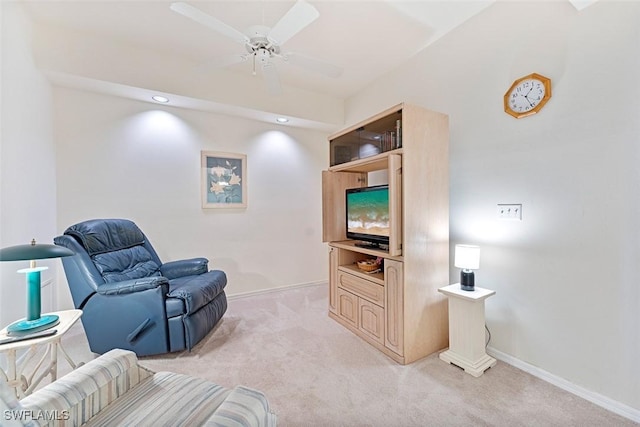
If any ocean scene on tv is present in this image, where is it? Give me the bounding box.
[347,188,390,237]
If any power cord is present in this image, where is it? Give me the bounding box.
[485,324,491,348]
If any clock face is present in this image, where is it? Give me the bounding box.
[508,79,545,114]
[504,73,552,118]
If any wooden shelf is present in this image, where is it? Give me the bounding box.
[330,240,403,261]
[328,149,403,173]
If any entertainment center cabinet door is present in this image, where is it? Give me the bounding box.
[329,247,338,314]
[322,171,366,242]
[384,259,404,356]
[337,288,359,329]
[359,299,385,345]
[388,153,402,256]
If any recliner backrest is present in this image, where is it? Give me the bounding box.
[54,235,105,309]
[63,219,163,283]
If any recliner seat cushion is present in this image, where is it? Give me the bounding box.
[167,270,227,315]
[93,246,160,283]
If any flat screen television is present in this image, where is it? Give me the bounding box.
[345,185,390,248]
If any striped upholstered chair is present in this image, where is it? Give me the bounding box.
[7,348,276,426]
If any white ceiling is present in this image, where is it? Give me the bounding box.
[23,0,496,100]
[21,0,595,128]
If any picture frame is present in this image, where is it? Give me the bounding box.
[201,151,247,209]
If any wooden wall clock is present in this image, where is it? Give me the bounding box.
[504,73,552,119]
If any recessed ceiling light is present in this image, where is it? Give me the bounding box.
[276,117,289,123]
[152,95,169,103]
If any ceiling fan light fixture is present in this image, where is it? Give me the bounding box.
[169,0,341,96]
[152,95,170,103]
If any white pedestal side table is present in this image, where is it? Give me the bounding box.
[0,309,83,397]
[438,284,496,377]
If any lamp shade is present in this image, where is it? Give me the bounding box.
[454,244,480,270]
[0,241,74,262]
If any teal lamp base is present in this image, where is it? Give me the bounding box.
[6,266,59,335]
[7,314,59,335]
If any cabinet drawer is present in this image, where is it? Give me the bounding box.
[337,270,384,307]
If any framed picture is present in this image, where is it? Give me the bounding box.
[201,151,247,209]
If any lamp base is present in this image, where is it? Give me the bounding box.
[460,270,475,291]
[7,314,59,336]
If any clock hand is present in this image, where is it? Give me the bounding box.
[518,94,534,108]
[522,91,535,107]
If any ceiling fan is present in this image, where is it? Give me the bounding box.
[170,1,343,95]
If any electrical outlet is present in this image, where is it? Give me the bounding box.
[497,204,522,220]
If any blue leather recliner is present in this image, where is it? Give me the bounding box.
[54,218,227,356]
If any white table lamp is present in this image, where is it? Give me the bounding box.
[454,244,480,291]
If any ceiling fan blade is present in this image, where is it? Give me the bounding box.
[262,63,282,95]
[170,2,249,45]
[198,54,248,71]
[283,52,343,78]
[268,0,319,46]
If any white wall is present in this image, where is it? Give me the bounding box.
[54,87,328,307]
[346,0,639,414]
[0,3,58,327]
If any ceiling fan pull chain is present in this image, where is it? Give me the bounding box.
[252,53,257,76]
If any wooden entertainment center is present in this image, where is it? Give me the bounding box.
[322,103,450,364]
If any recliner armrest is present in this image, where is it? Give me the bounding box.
[160,258,209,279]
[97,276,169,296]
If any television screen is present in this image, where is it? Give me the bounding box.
[346,185,390,246]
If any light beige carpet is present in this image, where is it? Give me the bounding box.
[59,284,634,426]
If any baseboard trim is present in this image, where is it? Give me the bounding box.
[227,280,326,301]
[487,347,640,423]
